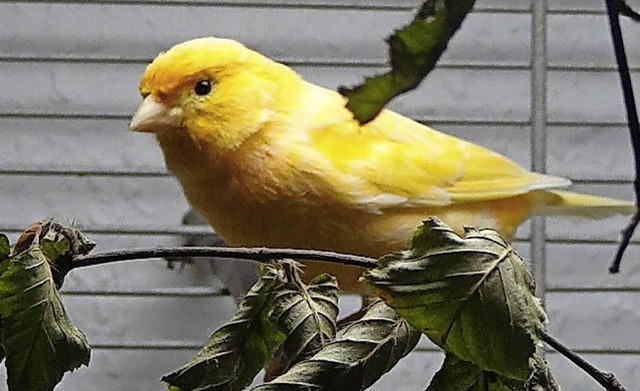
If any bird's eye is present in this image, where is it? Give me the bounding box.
[194,80,212,96]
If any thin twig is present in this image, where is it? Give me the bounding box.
[618,0,640,21]
[606,0,640,273]
[541,331,626,391]
[610,211,640,273]
[70,246,378,270]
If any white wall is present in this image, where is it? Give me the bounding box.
[1,0,639,389]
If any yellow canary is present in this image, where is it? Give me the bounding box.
[130,37,634,293]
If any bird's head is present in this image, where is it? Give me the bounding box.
[130,37,292,151]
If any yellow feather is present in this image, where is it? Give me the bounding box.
[131,37,635,293]
[532,190,636,217]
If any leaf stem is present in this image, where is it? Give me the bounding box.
[606,0,640,273]
[541,331,626,391]
[70,246,378,270]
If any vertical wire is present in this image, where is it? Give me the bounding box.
[530,0,548,301]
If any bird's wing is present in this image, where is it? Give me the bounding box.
[285,86,570,211]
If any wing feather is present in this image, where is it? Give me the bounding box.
[284,84,570,210]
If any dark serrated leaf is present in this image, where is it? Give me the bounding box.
[0,234,7,363]
[9,220,96,289]
[525,354,560,391]
[426,354,533,391]
[339,0,476,124]
[363,218,548,382]
[163,266,285,391]
[0,235,9,261]
[0,233,90,391]
[269,272,339,370]
[427,350,559,391]
[427,354,484,391]
[253,300,420,391]
[0,234,12,364]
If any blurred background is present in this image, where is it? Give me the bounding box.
[1,0,640,389]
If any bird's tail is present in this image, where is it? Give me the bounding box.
[533,190,636,217]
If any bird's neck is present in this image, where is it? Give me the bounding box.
[156,125,276,188]
[156,129,229,183]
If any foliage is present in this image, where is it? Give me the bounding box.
[162,216,557,390]
[364,218,556,389]
[3,216,627,390]
[426,354,559,391]
[253,300,421,391]
[164,262,418,391]
[163,266,286,391]
[0,222,91,391]
[339,0,476,124]
[268,265,340,371]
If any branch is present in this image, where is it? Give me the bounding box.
[606,0,640,273]
[56,240,628,390]
[70,246,378,271]
[617,0,640,21]
[541,331,626,391]
[610,210,640,273]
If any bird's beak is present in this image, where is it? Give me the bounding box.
[130,95,183,133]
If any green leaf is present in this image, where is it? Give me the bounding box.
[339,0,476,124]
[8,221,96,289]
[40,221,96,288]
[426,354,534,391]
[525,354,560,391]
[363,218,548,381]
[0,235,9,261]
[253,300,421,391]
[163,266,285,391]
[269,272,339,371]
[39,236,72,264]
[0,234,91,391]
